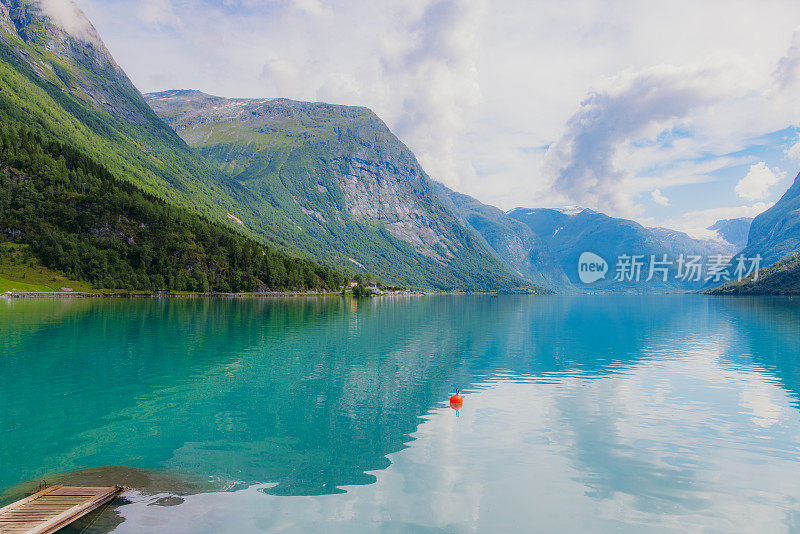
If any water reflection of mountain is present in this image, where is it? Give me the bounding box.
[543,296,800,521]
[3,296,797,500]
[0,296,658,496]
[713,297,800,404]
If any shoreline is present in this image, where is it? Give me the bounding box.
[1,290,428,299]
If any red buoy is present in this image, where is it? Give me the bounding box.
[450,393,463,404]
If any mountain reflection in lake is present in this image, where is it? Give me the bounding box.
[2,295,800,532]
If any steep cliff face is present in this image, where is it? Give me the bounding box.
[1,0,162,126]
[739,173,800,266]
[147,90,537,291]
[0,0,351,293]
[0,1,529,290]
[0,0,254,222]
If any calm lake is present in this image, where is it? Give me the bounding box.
[2,295,800,532]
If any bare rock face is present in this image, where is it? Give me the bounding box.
[334,147,455,262]
[707,218,753,250]
[0,1,530,290]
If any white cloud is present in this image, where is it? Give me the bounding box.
[218,0,328,16]
[651,189,670,206]
[74,0,800,226]
[629,155,756,192]
[786,135,800,160]
[138,0,182,29]
[38,0,98,42]
[375,0,485,188]
[774,26,800,91]
[289,0,327,17]
[734,162,785,201]
[542,61,748,217]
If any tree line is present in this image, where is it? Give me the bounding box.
[0,124,347,292]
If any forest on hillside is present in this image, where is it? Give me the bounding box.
[707,253,800,295]
[0,125,346,292]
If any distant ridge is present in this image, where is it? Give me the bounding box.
[435,183,572,292]
[506,207,735,292]
[708,218,753,250]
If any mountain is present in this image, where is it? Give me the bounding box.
[0,0,356,292]
[708,218,752,250]
[0,0,259,224]
[507,207,731,292]
[0,0,532,291]
[145,90,537,292]
[707,252,800,295]
[433,183,572,291]
[738,172,800,266]
[0,125,345,292]
[648,227,736,257]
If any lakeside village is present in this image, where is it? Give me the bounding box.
[342,276,419,297]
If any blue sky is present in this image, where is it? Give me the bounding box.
[72,0,800,237]
[649,127,800,232]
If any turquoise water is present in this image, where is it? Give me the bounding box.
[2,295,800,532]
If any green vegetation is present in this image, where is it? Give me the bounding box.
[0,275,46,292]
[737,173,800,266]
[0,243,92,292]
[707,253,800,295]
[351,283,372,297]
[0,125,346,292]
[0,31,250,225]
[0,15,318,277]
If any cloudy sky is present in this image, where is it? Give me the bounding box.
[77,0,800,237]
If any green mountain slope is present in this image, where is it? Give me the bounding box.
[703,173,800,292]
[433,182,572,292]
[0,125,345,292]
[707,253,800,295]
[146,90,538,291]
[0,0,263,226]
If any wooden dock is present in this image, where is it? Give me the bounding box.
[0,485,124,534]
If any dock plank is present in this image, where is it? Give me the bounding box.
[0,485,124,534]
